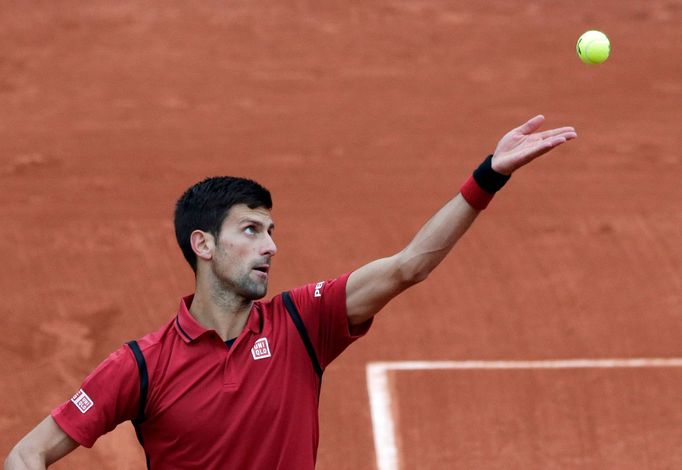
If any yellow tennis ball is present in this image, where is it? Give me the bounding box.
[576,30,611,64]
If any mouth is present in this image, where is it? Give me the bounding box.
[252,264,270,277]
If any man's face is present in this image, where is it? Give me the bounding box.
[210,204,277,300]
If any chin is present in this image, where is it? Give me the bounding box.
[246,285,268,300]
[233,275,268,300]
[250,290,267,300]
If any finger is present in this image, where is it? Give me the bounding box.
[517,114,545,135]
[538,126,577,140]
[544,136,571,148]
[550,130,578,142]
[525,135,571,157]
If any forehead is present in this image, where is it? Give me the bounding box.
[222,204,274,227]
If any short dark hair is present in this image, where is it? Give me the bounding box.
[174,176,272,272]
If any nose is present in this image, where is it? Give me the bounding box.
[262,233,277,257]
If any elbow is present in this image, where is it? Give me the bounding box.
[4,447,20,470]
[395,247,442,287]
[5,443,44,470]
[398,260,431,286]
[380,251,433,292]
[4,448,21,470]
[407,269,430,285]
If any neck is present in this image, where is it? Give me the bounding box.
[189,279,254,342]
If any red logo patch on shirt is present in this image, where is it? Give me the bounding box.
[70,389,94,414]
[251,338,272,360]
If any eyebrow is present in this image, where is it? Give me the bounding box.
[240,218,275,232]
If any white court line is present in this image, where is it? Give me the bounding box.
[366,358,682,470]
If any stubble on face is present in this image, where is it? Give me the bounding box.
[209,205,275,302]
[212,260,269,301]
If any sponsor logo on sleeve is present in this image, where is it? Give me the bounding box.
[70,389,94,414]
[314,281,325,298]
[251,337,272,360]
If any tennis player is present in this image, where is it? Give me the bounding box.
[5,115,576,469]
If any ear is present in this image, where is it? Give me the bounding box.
[190,230,214,262]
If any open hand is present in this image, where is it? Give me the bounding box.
[491,115,577,175]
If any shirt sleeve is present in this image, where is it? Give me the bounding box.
[51,344,140,448]
[287,272,372,369]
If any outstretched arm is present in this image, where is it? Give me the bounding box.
[4,416,78,470]
[345,115,577,325]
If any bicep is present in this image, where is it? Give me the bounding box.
[7,415,79,468]
[346,254,413,326]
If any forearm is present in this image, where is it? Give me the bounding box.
[396,111,578,284]
[346,191,481,324]
[346,116,576,324]
[4,417,78,470]
[397,193,479,284]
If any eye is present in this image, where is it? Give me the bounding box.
[244,226,257,235]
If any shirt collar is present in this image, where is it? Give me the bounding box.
[174,294,263,343]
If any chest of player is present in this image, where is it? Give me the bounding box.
[140,315,320,442]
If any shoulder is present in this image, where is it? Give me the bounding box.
[263,273,351,324]
[287,273,351,305]
[123,315,176,365]
[258,273,350,314]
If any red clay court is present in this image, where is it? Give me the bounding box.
[1,1,681,469]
